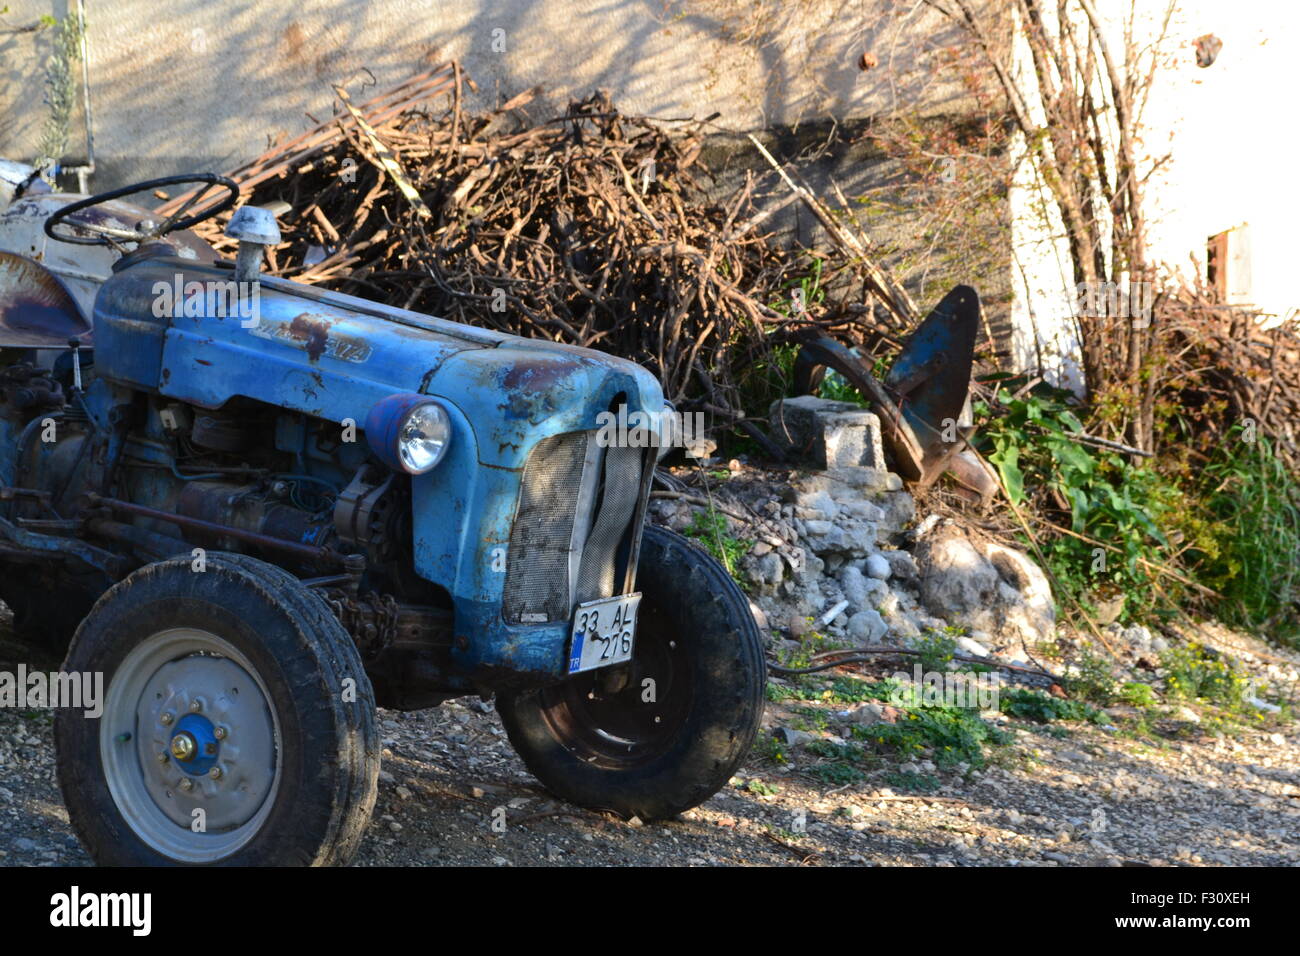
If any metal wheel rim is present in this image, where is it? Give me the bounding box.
[99,627,281,863]
[538,605,693,768]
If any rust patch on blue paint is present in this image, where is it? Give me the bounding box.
[289,313,331,362]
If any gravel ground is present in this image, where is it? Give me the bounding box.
[2,616,1297,867]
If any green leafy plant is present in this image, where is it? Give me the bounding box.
[1069,644,1120,705]
[854,687,1009,768]
[974,381,1173,620]
[805,740,869,786]
[683,509,752,579]
[911,630,958,674]
[883,771,942,793]
[739,777,780,797]
[976,384,1299,649]
[1161,644,1251,708]
[1196,428,1300,645]
[729,258,836,447]
[1118,681,1158,709]
[733,342,797,436]
[827,675,896,703]
[33,10,85,176]
[767,256,826,318]
[765,681,802,703]
[999,687,1101,723]
[817,371,860,405]
[756,731,789,765]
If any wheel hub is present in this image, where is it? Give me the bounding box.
[168,713,219,776]
[101,628,281,862]
[133,655,276,831]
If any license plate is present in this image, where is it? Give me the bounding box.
[567,593,641,675]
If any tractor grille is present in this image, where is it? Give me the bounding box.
[503,431,649,624]
[575,445,643,603]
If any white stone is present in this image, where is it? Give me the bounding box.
[881,549,919,580]
[913,528,1055,646]
[865,553,891,580]
[916,531,1000,617]
[847,609,888,644]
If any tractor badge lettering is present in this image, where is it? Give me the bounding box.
[249,318,374,364]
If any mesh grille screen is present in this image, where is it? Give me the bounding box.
[502,432,588,623]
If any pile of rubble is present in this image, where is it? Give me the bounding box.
[650,396,1057,662]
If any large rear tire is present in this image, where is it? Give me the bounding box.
[55,553,378,866]
[497,524,766,820]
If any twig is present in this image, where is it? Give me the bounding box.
[768,646,1062,683]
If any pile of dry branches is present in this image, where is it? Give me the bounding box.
[172,75,889,417]
[1161,291,1300,469]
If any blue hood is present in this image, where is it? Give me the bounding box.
[92,256,665,469]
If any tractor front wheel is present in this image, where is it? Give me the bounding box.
[497,525,766,820]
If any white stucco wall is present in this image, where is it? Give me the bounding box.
[1009,0,1300,392]
[1138,2,1300,324]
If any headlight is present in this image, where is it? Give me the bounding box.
[363,394,452,474]
[396,402,450,473]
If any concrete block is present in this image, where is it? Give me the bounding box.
[769,395,887,470]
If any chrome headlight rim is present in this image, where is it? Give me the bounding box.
[395,400,451,474]
[363,393,453,475]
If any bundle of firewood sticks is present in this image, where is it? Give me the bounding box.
[157,64,902,422]
[1156,290,1300,471]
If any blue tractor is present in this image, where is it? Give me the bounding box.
[0,168,765,865]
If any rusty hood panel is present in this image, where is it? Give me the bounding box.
[92,256,664,470]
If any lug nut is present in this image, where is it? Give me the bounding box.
[170,732,197,762]
[190,700,203,713]
[157,752,169,764]
[214,726,227,740]
[210,767,223,779]
[160,712,174,726]
[179,778,194,792]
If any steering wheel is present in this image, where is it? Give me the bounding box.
[43,173,239,247]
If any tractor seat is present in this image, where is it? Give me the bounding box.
[0,250,92,349]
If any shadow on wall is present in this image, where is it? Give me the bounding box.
[1,0,998,190]
[0,3,68,164]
